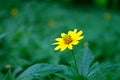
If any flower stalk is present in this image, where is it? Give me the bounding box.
[71,50,82,80]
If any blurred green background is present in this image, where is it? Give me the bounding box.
[0,0,120,79]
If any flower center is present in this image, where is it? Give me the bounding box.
[63,35,73,44]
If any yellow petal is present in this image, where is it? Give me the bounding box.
[72,41,79,45]
[60,45,67,51]
[61,33,66,37]
[68,31,74,36]
[55,38,62,41]
[54,45,61,50]
[68,44,73,50]
[68,31,72,35]
[77,30,83,36]
[78,36,84,40]
[73,29,77,33]
[52,42,59,45]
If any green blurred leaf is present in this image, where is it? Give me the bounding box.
[88,63,120,80]
[75,43,99,79]
[5,70,13,80]
[93,0,108,7]
[75,43,120,80]
[0,72,4,80]
[82,43,94,76]
[54,65,75,80]
[0,33,7,39]
[17,63,64,80]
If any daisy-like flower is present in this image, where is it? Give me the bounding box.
[10,8,18,16]
[52,29,84,51]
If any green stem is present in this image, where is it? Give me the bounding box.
[71,50,82,80]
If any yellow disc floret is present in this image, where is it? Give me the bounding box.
[63,35,73,44]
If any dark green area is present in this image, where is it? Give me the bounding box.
[0,0,120,80]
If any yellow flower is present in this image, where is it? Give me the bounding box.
[48,19,55,27]
[103,12,111,20]
[5,64,11,69]
[52,29,84,51]
[10,8,18,16]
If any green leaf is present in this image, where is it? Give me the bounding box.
[17,63,64,80]
[54,65,75,80]
[75,43,99,79]
[76,43,96,76]
[0,72,4,80]
[5,70,13,80]
[82,43,94,76]
[88,63,120,80]
[87,62,100,77]
[76,44,120,80]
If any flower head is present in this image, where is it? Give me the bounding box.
[52,29,84,51]
[103,12,111,20]
[10,8,18,16]
[48,19,55,27]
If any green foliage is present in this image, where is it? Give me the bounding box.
[17,63,64,80]
[0,0,120,80]
[16,44,120,80]
[0,72,4,80]
[5,70,13,80]
[93,0,108,7]
[0,33,7,39]
[54,65,76,80]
